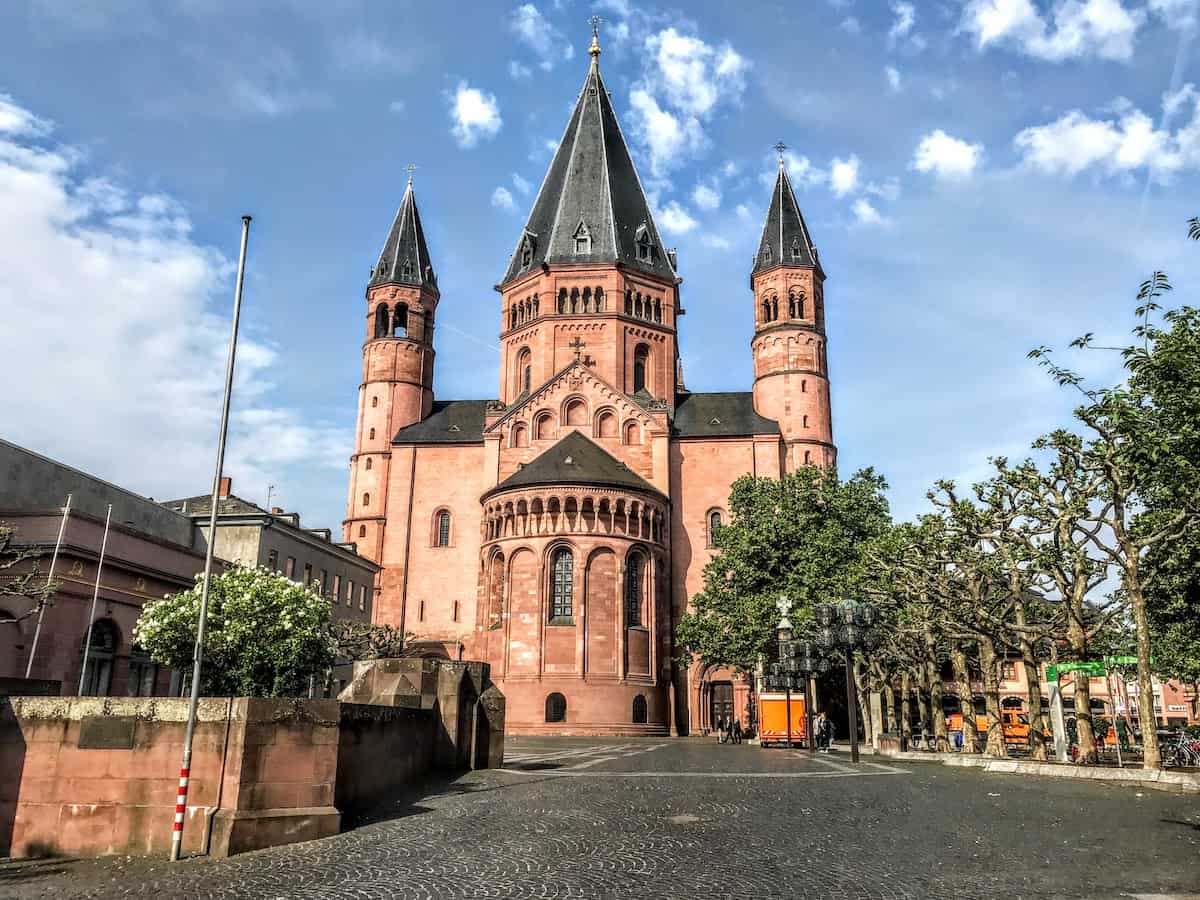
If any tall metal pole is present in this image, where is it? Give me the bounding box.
[171,215,251,862]
[845,646,860,763]
[24,494,72,678]
[805,676,816,756]
[77,504,113,695]
[784,682,793,749]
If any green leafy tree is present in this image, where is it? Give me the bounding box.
[676,466,891,674]
[134,564,334,697]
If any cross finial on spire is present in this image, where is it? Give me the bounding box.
[406,163,417,186]
[774,142,787,167]
[588,15,603,58]
[569,336,586,359]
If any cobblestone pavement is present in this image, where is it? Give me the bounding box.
[3,738,1199,900]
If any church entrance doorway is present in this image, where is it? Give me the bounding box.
[710,681,734,727]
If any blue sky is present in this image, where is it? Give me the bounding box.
[2,0,1200,534]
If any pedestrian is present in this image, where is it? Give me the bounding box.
[816,712,832,752]
[733,717,743,744]
[715,715,726,744]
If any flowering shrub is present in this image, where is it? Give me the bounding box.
[134,564,334,697]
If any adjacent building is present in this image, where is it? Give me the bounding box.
[342,34,835,734]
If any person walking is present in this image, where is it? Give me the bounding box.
[715,715,726,744]
[732,717,743,744]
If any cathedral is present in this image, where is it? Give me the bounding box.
[343,32,836,735]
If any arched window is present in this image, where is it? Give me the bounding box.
[804,450,812,464]
[518,347,532,394]
[803,415,809,428]
[424,309,433,342]
[371,396,378,408]
[762,299,771,323]
[511,422,529,448]
[550,548,573,620]
[594,287,604,311]
[565,398,587,427]
[369,427,376,440]
[358,525,366,538]
[633,344,649,393]
[582,286,592,312]
[393,303,409,338]
[546,692,567,723]
[510,306,518,330]
[771,297,779,321]
[623,421,640,445]
[708,510,722,546]
[625,554,643,627]
[625,291,633,315]
[632,694,648,724]
[570,287,579,313]
[374,304,389,339]
[362,492,370,506]
[365,457,373,470]
[558,288,568,314]
[788,293,797,318]
[801,379,807,393]
[535,412,554,441]
[635,293,643,318]
[797,292,806,318]
[573,221,591,255]
[80,618,119,696]
[654,298,662,323]
[436,511,451,547]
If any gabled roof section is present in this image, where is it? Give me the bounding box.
[393,400,490,444]
[499,53,674,286]
[673,392,781,437]
[370,177,437,291]
[485,431,661,497]
[753,159,821,276]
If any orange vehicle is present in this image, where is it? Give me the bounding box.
[759,693,807,747]
[946,710,1038,745]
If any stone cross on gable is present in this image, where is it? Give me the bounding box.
[569,336,586,359]
[776,595,792,617]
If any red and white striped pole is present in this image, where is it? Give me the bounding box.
[171,216,251,862]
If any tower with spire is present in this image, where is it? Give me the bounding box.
[750,145,836,470]
[341,24,839,737]
[344,169,439,573]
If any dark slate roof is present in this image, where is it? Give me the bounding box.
[370,179,437,291]
[753,161,821,276]
[499,54,674,286]
[486,431,661,497]
[673,392,781,437]
[162,493,272,517]
[393,400,490,444]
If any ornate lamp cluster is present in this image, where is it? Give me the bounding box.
[812,597,880,763]
[763,597,830,752]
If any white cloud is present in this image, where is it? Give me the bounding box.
[852,198,889,226]
[509,60,533,80]
[885,66,902,92]
[509,4,574,71]
[701,234,732,249]
[0,95,348,519]
[448,81,502,148]
[889,1,917,43]
[721,160,738,177]
[657,201,698,234]
[1013,85,1200,180]
[629,87,707,177]
[388,99,406,115]
[491,186,517,212]
[912,129,984,178]
[628,27,749,176]
[736,203,752,220]
[961,0,1144,62]
[1149,0,1199,30]
[840,16,862,33]
[829,155,861,196]
[512,173,532,195]
[692,182,721,210]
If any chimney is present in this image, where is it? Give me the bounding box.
[271,506,283,515]
[218,476,232,498]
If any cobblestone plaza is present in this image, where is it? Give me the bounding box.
[2,738,1197,900]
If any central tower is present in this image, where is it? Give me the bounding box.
[494,30,680,409]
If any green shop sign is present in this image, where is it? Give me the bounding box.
[1045,656,1142,682]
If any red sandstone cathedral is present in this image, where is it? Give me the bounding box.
[343,33,835,735]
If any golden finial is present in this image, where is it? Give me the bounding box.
[774,142,787,168]
[588,15,603,59]
[406,163,416,186]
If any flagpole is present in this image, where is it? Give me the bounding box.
[24,493,72,678]
[77,504,113,696]
[171,215,251,862]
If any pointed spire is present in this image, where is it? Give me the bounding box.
[754,145,820,276]
[499,27,674,287]
[370,170,437,291]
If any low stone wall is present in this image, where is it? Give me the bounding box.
[2,660,506,860]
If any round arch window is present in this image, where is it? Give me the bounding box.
[545,692,567,723]
[632,694,648,724]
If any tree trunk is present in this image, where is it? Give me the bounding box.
[900,671,912,749]
[1073,673,1097,764]
[853,659,872,745]
[977,636,1006,759]
[885,682,898,734]
[926,655,949,752]
[1128,575,1161,769]
[915,683,930,746]
[1014,600,1047,761]
[951,646,978,753]
[1066,614,1098,765]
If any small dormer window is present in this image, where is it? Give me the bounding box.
[520,233,536,269]
[791,239,802,260]
[573,221,591,255]
[401,259,413,278]
[635,222,651,261]
[763,246,773,264]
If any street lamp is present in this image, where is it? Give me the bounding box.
[814,597,879,763]
[768,597,830,753]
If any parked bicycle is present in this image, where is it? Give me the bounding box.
[1162,731,1200,768]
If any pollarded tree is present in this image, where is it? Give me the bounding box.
[676,466,892,675]
[135,564,334,697]
[0,524,57,625]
